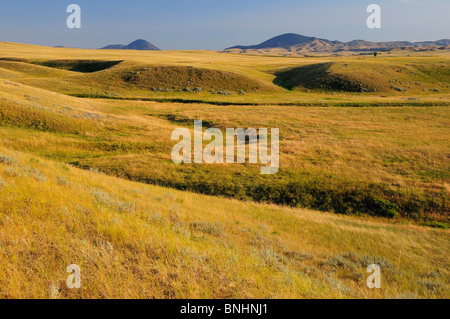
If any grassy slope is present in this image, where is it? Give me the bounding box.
[1,42,449,105]
[0,43,449,298]
[274,59,450,94]
[0,77,448,222]
[0,148,448,299]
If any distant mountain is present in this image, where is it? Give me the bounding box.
[229,33,316,50]
[101,39,161,51]
[101,44,126,50]
[123,39,160,51]
[414,39,450,47]
[224,33,450,55]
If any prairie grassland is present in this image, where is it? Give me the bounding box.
[0,43,449,298]
[0,148,448,298]
[0,42,449,105]
[0,76,448,222]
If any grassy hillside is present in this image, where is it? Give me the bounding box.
[274,60,450,93]
[0,76,448,223]
[1,42,449,105]
[0,43,448,299]
[0,148,448,298]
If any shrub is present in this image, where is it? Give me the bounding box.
[4,166,20,177]
[147,211,166,225]
[116,201,134,213]
[56,175,70,186]
[366,199,399,218]
[28,168,46,182]
[190,221,224,237]
[83,112,103,120]
[258,248,285,270]
[417,280,443,294]
[90,187,134,213]
[91,188,115,206]
[391,86,406,92]
[0,154,15,166]
[283,251,315,261]
[321,254,357,270]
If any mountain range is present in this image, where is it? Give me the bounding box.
[100,39,160,51]
[224,33,450,55]
[59,34,450,54]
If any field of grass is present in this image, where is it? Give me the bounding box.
[1,76,447,223]
[1,42,449,106]
[0,148,448,298]
[0,43,448,298]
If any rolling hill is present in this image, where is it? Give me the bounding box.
[0,42,448,298]
[1,146,448,298]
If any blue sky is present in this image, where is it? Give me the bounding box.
[0,0,448,50]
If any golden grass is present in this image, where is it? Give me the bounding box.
[0,43,449,299]
[0,148,448,299]
[0,72,448,220]
[1,42,449,105]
